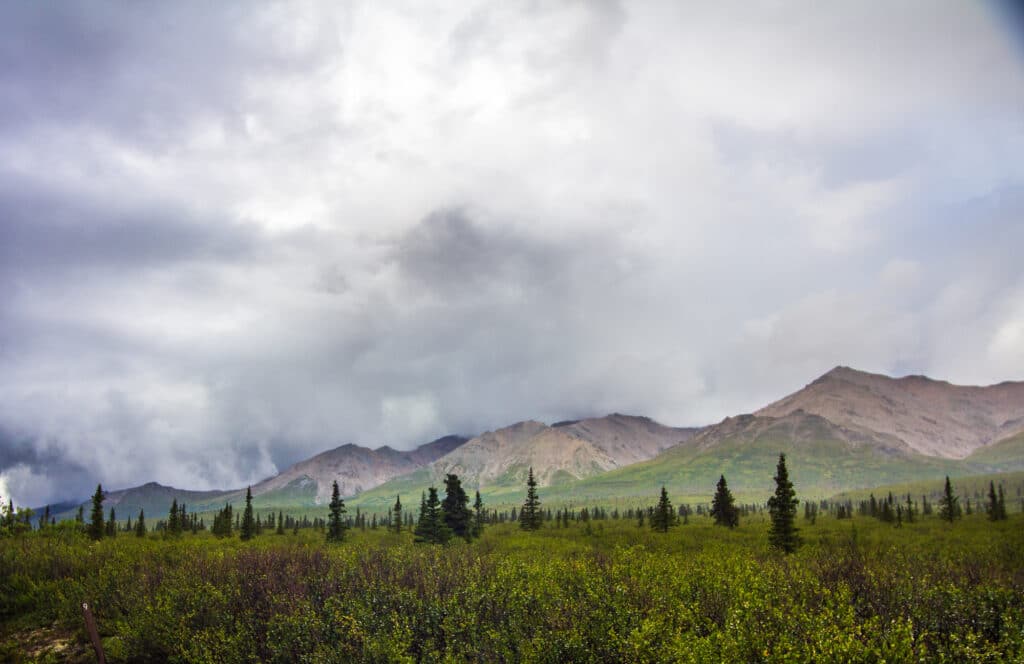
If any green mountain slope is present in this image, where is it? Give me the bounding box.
[966,431,1024,470]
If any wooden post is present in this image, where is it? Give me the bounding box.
[81,602,106,664]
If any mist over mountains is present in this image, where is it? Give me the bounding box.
[50,366,1024,520]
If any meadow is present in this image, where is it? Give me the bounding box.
[2,508,1022,663]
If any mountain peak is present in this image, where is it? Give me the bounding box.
[759,366,1024,458]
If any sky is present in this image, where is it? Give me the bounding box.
[2,1,1024,507]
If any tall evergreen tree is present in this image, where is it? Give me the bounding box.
[276,511,285,535]
[519,467,542,531]
[767,454,800,553]
[240,486,256,541]
[441,474,473,539]
[135,509,146,537]
[710,474,739,528]
[326,480,348,543]
[391,495,402,534]
[938,476,960,523]
[987,481,1000,522]
[87,484,105,541]
[413,486,451,544]
[997,484,1007,520]
[472,490,485,538]
[650,486,677,532]
[106,507,117,537]
[167,498,182,537]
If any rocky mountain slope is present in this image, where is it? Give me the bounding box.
[756,366,1024,458]
[248,435,469,504]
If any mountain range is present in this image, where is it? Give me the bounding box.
[55,366,1024,519]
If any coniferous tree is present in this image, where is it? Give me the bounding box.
[767,454,800,553]
[87,484,105,541]
[135,509,146,537]
[106,508,117,537]
[441,474,473,539]
[988,481,1000,521]
[650,486,677,532]
[519,467,542,531]
[413,486,451,544]
[326,480,348,543]
[391,495,402,534]
[710,474,739,528]
[76,504,84,525]
[240,486,256,541]
[472,490,485,538]
[167,498,182,537]
[938,476,960,523]
[997,484,1007,520]
[276,511,285,535]
[905,494,915,523]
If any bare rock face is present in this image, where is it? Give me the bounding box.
[426,414,699,488]
[251,435,468,503]
[756,366,1024,459]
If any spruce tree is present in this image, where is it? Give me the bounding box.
[472,490,485,538]
[710,474,739,528]
[997,484,1007,520]
[767,454,800,553]
[938,476,960,523]
[413,486,451,544]
[135,509,146,537]
[441,474,473,539]
[276,511,285,535]
[988,481,1000,522]
[391,495,402,534]
[87,484,105,541]
[167,498,181,537]
[106,507,117,537]
[519,467,542,531]
[326,480,348,543]
[650,486,677,532]
[240,486,256,541]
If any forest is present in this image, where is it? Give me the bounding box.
[1,461,1022,663]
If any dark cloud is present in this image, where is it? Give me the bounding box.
[0,2,1022,507]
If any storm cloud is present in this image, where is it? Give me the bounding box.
[2,1,1023,506]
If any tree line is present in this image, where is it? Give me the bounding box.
[1,458,1012,548]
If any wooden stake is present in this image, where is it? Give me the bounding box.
[81,602,106,664]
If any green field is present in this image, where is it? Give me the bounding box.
[3,507,1023,662]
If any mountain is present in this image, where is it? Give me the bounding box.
[756,366,1024,458]
[423,414,697,487]
[966,430,1024,471]
[54,482,234,523]
[541,410,966,503]
[249,435,469,505]
[55,435,469,520]
[349,414,700,509]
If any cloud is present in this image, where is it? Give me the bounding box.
[0,1,1022,506]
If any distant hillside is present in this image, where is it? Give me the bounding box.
[249,435,469,505]
[56,435,469,520]
[756,366,1024,458]
[351,414,699,510]
[54,482,234,522]
[537,410,968,504]
[967,430,1024,471]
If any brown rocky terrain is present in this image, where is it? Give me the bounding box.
[426,414,699,488]
[250,435,468,503]
[756,366,1024,459]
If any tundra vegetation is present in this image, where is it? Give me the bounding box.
[1,470,1022,662]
